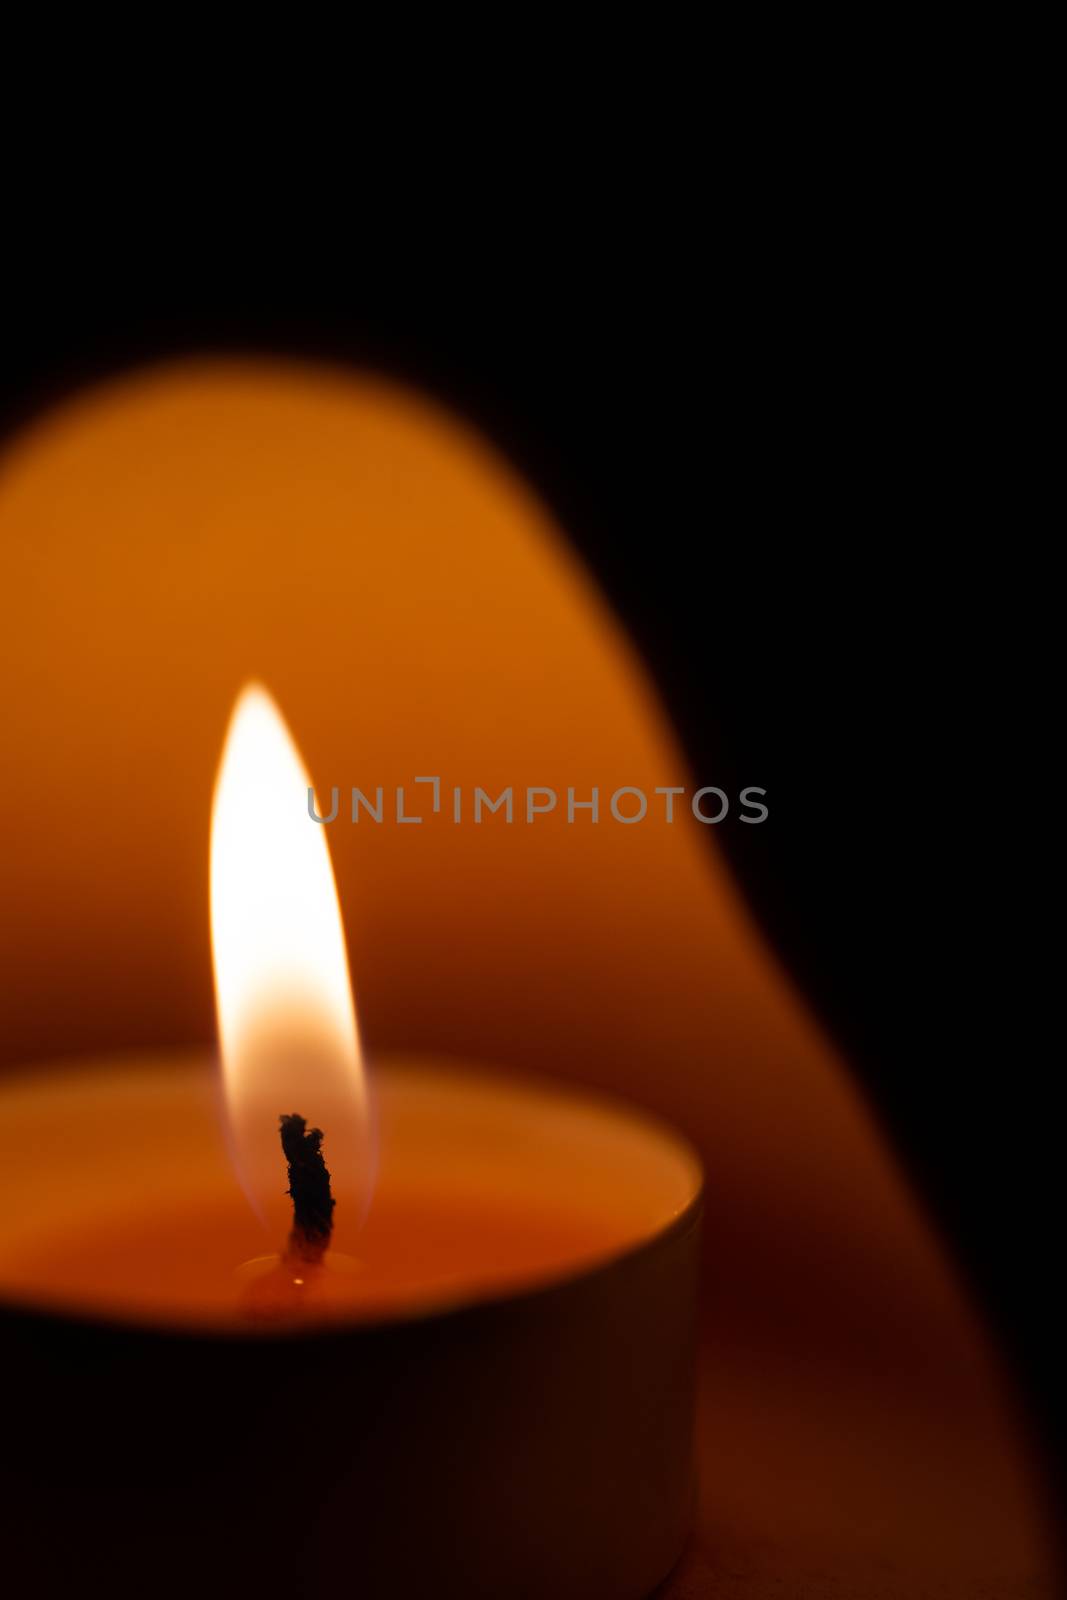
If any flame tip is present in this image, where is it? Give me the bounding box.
[231,679,277,714]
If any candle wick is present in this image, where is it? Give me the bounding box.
[278,1113,335,1266]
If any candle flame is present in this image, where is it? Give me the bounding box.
[210,683,370,1235]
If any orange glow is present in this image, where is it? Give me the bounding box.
[210,683,369,1236]
[0,359,1053,1580]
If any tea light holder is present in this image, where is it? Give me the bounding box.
[0,1051,702,1600]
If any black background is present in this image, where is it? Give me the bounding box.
[1,232,1056,1523]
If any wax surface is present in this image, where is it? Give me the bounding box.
[0,1053,699,1328]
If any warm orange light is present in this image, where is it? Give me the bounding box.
[210,683,371,1238]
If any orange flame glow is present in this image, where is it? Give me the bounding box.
[210,683,370,1237]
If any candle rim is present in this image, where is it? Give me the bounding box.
[0,1050,704,1340]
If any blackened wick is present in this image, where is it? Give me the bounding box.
[279,1113,335,1264]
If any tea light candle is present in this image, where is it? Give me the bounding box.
[0,685,702,1600]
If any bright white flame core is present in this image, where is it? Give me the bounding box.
[211,684,369,1233]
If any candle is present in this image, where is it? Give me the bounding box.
[0,682,702,1600]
